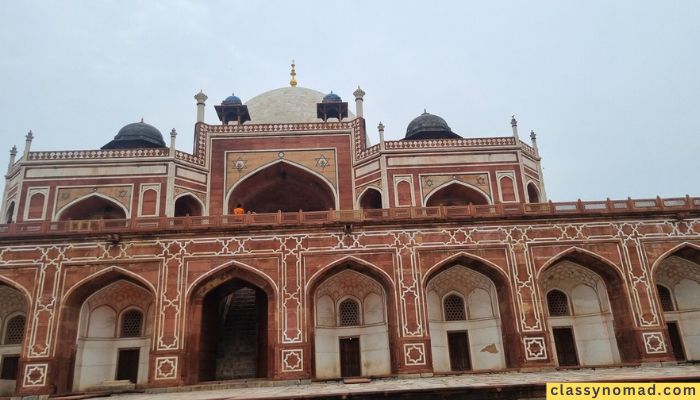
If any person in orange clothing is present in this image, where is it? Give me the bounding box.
[233,204,245,215]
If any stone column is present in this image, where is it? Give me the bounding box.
[23,130,33,158]
[353,86,365,118]
[194,90,208,123]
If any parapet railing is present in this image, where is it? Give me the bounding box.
[0,196,698,238]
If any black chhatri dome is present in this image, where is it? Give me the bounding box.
[404,111,461,140]
[101,119,167,149]
[222,93,243,105]
[322,91,342,103]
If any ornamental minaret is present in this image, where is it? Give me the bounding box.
[23,130,33,158]
[8,145,17,170]
[511,115,519,141]
[353,86,366,118]
[194,90,208,123]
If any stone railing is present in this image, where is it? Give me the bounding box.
[384,136,516,150]
[520,140,537,157]
[27,148,170,161]
[0,196,697,238]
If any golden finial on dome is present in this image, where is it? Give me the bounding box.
[289,59,297,87]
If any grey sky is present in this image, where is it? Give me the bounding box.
[1,1,698,201]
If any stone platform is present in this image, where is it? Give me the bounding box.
[88,364,700,400]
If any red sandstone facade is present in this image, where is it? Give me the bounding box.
[0,86,698,396]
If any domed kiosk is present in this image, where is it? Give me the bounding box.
[101,119,166,149]
[404,111,461,140]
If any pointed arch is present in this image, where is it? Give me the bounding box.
[226,159,338,213]
[357,186,382,209]
[174,193,204,217]
[650,242,700,276]
[306,256,399,377]
[423,251,520,368]
[537,246,624,281]
[0,275,33,304]
[54,193,129,221]
[184,260,278,383]
[53,267,155,394]
[527,181,541,203]
[424,180,491,207]
[538,247,640,363]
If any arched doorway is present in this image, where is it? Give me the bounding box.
[174,195,203,217]
[58,195,127,220]
[425,266,506,372]
[540,251,637,366]
[527,183,541,203]
[228,162,336,213]
[358,188,382,209]
[426,183,489,207]
[0,283,28,397]
[424,255,519,370]
[186,265,276,383]
[654,246,700,361]
[73,281,153,390]
[313,269,390,378]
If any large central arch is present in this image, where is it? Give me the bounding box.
[185,263,278,383]
[228,161,336,213]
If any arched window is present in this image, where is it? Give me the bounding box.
[527,183,540,203]
[547,290,570,316]
[5,201,15,224]
[174,195,202,217]
[338,299,360,326]
[4,315,26,344]
[499,176,516,202]
[443,294,466,321]
[656,284,675,312]
[27,192,45,219]
[359,188,382,209]
[119,309,144,338]
[396,181,412,207]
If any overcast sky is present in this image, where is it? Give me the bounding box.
[1,1,698,201]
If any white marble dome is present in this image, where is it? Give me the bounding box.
[245,87,355,124]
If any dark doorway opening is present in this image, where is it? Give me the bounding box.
[174,195,202,217]
[199,283,268,381]
[339,337,361,377]
[426,183,489,207]
[116,349,139,383]
[359,189,382,209]
[447,331,472,371]
[229,162,335,213]
[59,196,126,220]
[0,355,19,380]
[666,322,686,361]
[553,327,579,366]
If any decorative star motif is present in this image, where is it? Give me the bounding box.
[233,157,247,172]
[315,154,329,170]
[278,151,285,159]
[426,179,433,187]
[118,190,128,198]
[476,176,486,185]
